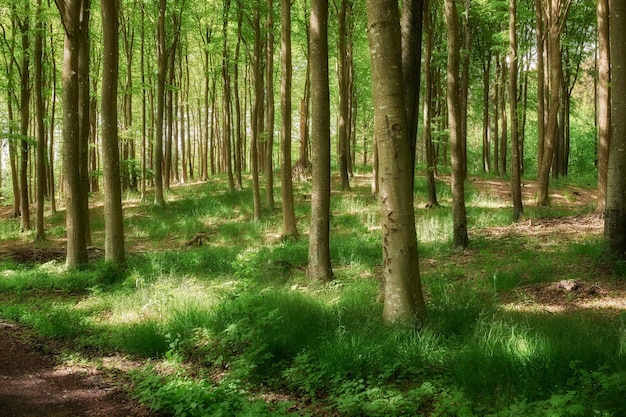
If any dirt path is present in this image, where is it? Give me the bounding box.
[0,321,155,417]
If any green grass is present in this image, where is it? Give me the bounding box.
[0,175,624,416]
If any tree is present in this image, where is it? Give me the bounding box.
[422,0,439,208]
[280,0,298,240]
[445,0,468,249]
[596,0,610,213]
[101,0,125,264]
[337,0,352,191]
[55,0,89,267]
[265,0,276,208]
[605,0,626,257]
[308,0,333,282]
[509,0,523,221]
[17,1,30,233]
[401,0,424,187]
[34,0,46,241]
[366,0,427,323]
[536,0,570,206]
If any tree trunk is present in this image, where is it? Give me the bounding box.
[78,0,91,245]
[338,0,352,191]
[281,0,298,240]
[536,0,546,171]
[308,0,333,282]
[55,0,89,268]
[423,0,438,208]
[266,0,276,208]
[251,6,263,221]
[605,0,626,258]
[597,0,610,213]
[445,0,468,249]
[366,0,427,324]
[101,0,125,264]
[509,0,523,221]
[18,9,31,232]
[401,0,424,190]
[537,0,569,206]
[222,0,235,192]
[154,0,167,207]
[35,0,45,241]
[459,0,470,179]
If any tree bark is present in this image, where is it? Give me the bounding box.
[266,0,276,208]
[101,0,125,264]
[18,7,31,233]
[401,0,424,190]
[605,0,626,258]
[308,0,333,282]
[366,0,427,324]
[281,0,298,239]
[509,0,523,221]
[56,0,89,268]
[422,0,438,208]
[445,0,468,249]
[597,0,610,213]
[35,0,45,241]
[251,6,263,221]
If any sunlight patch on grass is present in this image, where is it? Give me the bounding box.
[97,277,225,327]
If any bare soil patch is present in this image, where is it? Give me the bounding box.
[0,321,155,417]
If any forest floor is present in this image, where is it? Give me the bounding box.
[0,320,156,417]
[0,175,624,416]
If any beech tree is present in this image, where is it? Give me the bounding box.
[509,0,523,221]
[55,0,89,267]
[280,0,298,240]
[308,0,333,282]
[605,0,626,257]
[596,0,610,213]
[366,0,427,323]
[445,0,468,249]
[101,0,125,264]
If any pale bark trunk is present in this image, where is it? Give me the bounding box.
[101,0,125,264]
[605,0,626,257]
[281,0,298,239]
[445,0,468,249]
[509,0,523,221]
[308,0,333,282]
[35,0,45,241]
[366,0,427,323]
[597,0,610,213]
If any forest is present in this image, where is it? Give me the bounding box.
[1,0,626,415]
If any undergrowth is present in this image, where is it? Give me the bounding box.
[0,175,624,416]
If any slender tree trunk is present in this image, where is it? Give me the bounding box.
[154,0,167,207]
[234,10,244,190]
[101,0,125,264]
[56,0,89,268]
[35,0,45,241]
[222,0,235,192]
[537,0,569,206]
[423,0,438,208]
[78,0,91,245]
[536,0,546,171]
[500,58,508,176]
[400,0,424,190]
[509,0,523,221]
[459,0,470,179]
[266,0,276,207]
[338,0,352,191]
[251,6,263,221]
[18,9,31,232]
[308,0,333,282]
[597,0,610,213]
[482,57,492,173]
[445,0,468,249]
[366,0,427,324]
[281,0,298,239]
[605,0,626,257]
